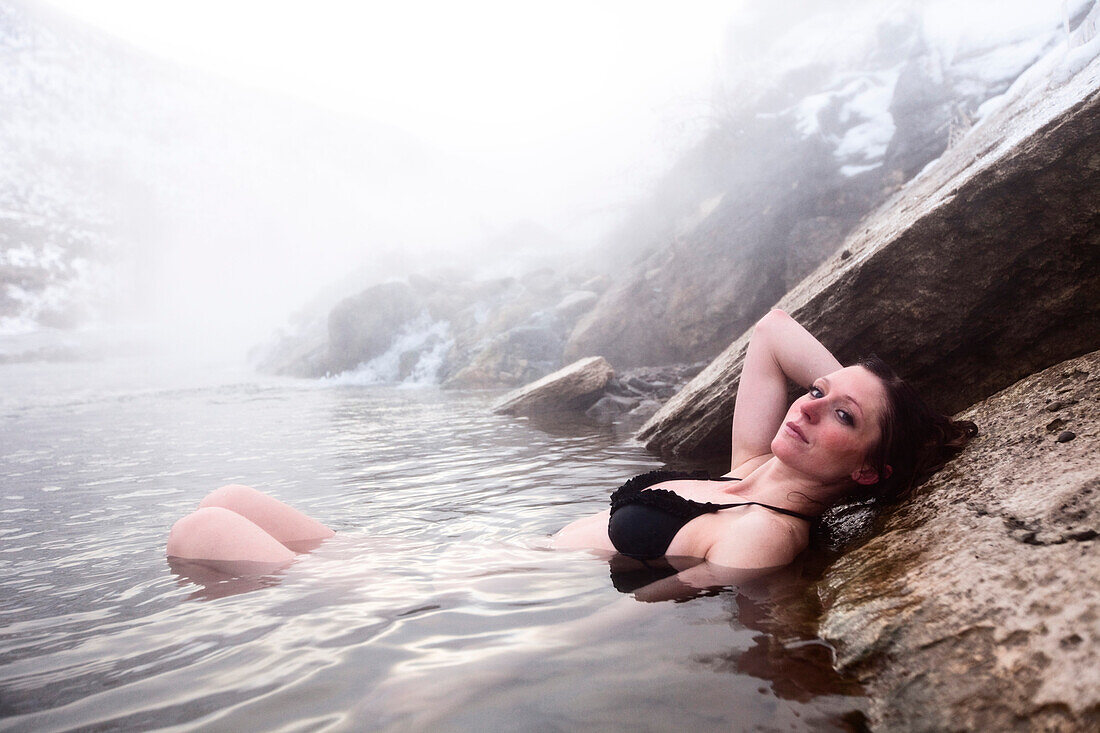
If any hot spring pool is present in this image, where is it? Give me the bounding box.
[0,358,866,731]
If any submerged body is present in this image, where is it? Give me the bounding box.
[552,471,814,569]
[553,311,896,572]
[606,471,814,560]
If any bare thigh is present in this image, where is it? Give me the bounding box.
[166,485,334,563]
[198,484,334,544]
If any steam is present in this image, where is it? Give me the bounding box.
[6,0,1089,363]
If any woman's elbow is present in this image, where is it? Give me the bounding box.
[752,309,791,339]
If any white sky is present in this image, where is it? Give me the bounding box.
[30,0,1075,358]
[40,0,738,159]
[34,1,746,355]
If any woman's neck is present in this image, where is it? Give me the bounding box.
[729,457,849,516]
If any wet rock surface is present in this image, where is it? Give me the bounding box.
[639,45,1100,459]
[491,356,614,416]
[587,363,707,425]
[559,362,706,425]
[490,359,706,423]
[811,350,1100,732]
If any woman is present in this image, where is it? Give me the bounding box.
[552,309,975,594]
[167,310,975,583]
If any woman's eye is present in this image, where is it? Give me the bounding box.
[837,410,853,425]
[809,386,823,398]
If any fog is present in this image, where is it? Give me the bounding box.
[16,0,729,360]
[4,0,1081,364]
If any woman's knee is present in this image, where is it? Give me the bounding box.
[167,507,235,556]
[196,484,332,543]
[199,484,262,511]
[166,506,295,563]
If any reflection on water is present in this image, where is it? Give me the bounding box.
[697,578,865,705]
[167,558,288,602]
[0,358,866,730]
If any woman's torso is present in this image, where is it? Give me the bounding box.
[628,478,809,560]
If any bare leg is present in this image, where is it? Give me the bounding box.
[198,484,334,544]
[166,485,333,563]
[166,507,297,563]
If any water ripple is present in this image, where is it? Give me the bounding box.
[0,363,864,730]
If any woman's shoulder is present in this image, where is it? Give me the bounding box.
[705,509,806,569]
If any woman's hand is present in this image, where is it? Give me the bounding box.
[730,310,841,473]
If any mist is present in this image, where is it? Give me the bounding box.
[0,0,1081,366]
[0,1,727,361]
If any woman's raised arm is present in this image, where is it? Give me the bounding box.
[730,310,841,472]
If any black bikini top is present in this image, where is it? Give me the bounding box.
[607,469,814,560]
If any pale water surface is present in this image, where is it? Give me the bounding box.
[0,357,865,731]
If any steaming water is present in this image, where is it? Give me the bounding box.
[0,358,865,731]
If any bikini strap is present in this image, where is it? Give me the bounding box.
[711,500,814,522]
[710,477,813,521]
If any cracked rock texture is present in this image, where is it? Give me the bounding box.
[813,350,1099,732]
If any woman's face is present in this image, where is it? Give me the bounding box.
[770,365,887,485]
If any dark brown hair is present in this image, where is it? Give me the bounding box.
[855,355,978,505]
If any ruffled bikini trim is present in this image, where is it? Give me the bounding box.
[609,469,733,521]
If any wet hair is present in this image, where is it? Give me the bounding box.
[853,355,978,506]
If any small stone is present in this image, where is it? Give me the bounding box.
[1046,418,1068,433]
[1056,430,1076,443]
[584,394,639,424]
[604,377,631,397]
[840,249,852,260]
[627,399,662,421]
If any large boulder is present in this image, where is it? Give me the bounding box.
[326,281,421,374]
[812,350,1100,732]
[256,268,597,384]
[638,42,1100,459]
[444,324,564,389]
[491,356,613,416]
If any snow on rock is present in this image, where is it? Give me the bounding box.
[974,1,1100,126]
[778,2,1080,179]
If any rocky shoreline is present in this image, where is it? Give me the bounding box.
[253,5,1089,395]
[637,31,1100,458]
